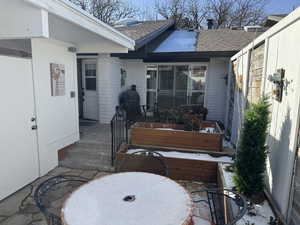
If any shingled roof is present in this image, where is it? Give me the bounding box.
[197,29,262,52]
[116,20,174,49]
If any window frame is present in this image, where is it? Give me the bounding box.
[146,63,208,109]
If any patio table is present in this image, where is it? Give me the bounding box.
[61,172,194,225]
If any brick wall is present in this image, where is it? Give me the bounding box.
[247,43,265,104]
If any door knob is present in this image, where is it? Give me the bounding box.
[31,125,38,130]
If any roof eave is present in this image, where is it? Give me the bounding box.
[134,21,175,50]
[24,0,135,50]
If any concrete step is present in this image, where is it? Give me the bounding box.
[59,155,114,171]
[75,142,111,150]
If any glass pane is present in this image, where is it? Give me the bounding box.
[175,91,187,106]
[86,78,96,90]
[190,92,204,105]
[175,66,189,90]
[158,65,174,90]
[147,91,156,110]
[157,94,173,109]
[191,66,206,90]
[85,64,96,77]
[147,67,157,90]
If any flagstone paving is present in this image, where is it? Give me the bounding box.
[0,167,109,225]
[0,166,211,225]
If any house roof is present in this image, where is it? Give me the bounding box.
[264,14,287,27]
[197,29,262,52]
[154,30,197,52]
[112,27,262,61]
[116,20,174,49]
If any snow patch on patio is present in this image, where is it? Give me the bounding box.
[154,30,197,52]
[127,149,234,163]
[219,163,275,225]
[154,127,219,133]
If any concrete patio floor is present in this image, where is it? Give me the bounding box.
[59,122,113,171]
[0,122,213,225]
[0,166,211,225]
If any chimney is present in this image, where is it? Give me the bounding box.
[207,19,214,30]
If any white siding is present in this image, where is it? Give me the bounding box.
[230,51,250,145]
[230,11,300,220]
[264,20,300,217]
[206,58,230,124]
[31,38,79,176]
[124,60,147,106]
[97,55,125,123]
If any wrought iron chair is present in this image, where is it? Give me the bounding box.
[34,175,88,225]
[116,150,169,177]
[191,188,247,225]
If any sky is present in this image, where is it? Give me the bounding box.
[128,0,300,19]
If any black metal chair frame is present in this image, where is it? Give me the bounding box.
[34,175,87,225]
[192,188,247,225]
[116,150,169,177]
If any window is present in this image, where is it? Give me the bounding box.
[85,63,96,90]
[189,66,207,105]
[146,64,207,109]
[146,65,157,110]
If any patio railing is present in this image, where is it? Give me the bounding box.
[111,106,128,166]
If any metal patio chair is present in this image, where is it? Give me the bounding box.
[116,149,169,177]
[191,188,247,225]
[34,175,88,225]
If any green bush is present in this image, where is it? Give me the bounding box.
[233,97,270,198]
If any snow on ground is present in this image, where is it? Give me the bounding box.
[192,216,211,225]
[154,127,218,133]
[154,30,197,52]
[219,163,275,225]
[127,149,234,163]
[223,139,234,149]
[154,128,177,131]
[199,127,216,133]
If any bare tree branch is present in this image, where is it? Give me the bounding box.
[69,0,137,25]
[206,0,267,28]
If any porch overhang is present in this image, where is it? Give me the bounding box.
[0,0,135,53]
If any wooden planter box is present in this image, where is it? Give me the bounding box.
[116,144,233,183]
[131,121,223,151]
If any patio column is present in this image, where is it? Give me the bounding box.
[97,54,125,123]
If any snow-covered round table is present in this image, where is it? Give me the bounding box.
[62,172,194,225]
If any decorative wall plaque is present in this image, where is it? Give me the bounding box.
[50,63,65,96]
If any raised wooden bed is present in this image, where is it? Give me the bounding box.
[130,121,223,151]
[116,144,233,183]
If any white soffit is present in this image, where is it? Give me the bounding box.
[24,0,135,50]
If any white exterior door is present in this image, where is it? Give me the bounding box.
[0,56,39,200]
[82,60,98,120]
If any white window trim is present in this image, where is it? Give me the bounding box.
[145,63,208,108]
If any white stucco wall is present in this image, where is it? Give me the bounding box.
[0,0,48,39]
[230,9,300,219]
[206,58,230,124]
[31,38,79,176]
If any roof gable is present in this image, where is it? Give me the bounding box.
[116,20,174,49]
